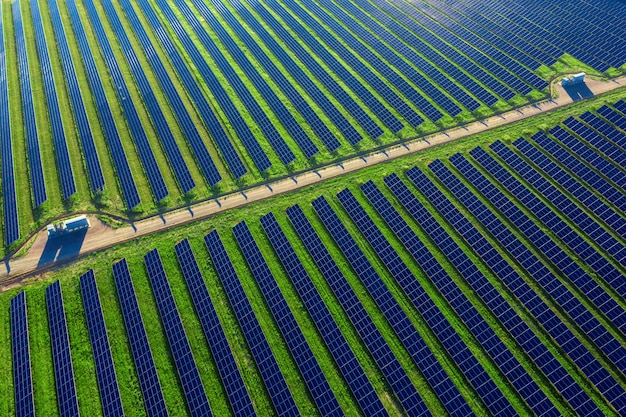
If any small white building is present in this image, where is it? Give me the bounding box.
[47,215,90,239]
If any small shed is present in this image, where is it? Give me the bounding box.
[47,215,90,238]
[562,72,586,87]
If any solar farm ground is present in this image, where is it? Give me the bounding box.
[2,0,626,254]
[2,94,626,416]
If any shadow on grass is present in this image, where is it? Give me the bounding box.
[37,230,87,268]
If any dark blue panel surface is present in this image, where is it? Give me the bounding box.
[11,292,35,417]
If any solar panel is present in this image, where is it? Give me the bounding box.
[447,153,626,413]
[144,249,212,417]
[28,0,76,200]
[512,137,626,242]
[112,259,168,417]
[44,0,104,193]
[60,0,140,209]
[407,164,601,416]
[564,117,626,169]
[94,0,197,193]
[529,131,626,213]
[378,176,557,416]
[471,145,626,327]
[128,0,247,179]
[148,0,271,172]
[231,222,342,416]
[11,292,35,417]
[291,201,433,417]
[46,281,80,417]
[259,213,389,417]
[203,230,299,416]
[71,0,168,201]
[12,0,46,207]
[79,270,124,417]
[359,179,517,416]
[489,141,626,284]
[579,111,626,153]
[0,2,19,246]
[173,239,256,417]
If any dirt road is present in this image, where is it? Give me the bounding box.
[2,77,624,288]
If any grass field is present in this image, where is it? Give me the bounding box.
[1,90,625,415]
[5,0,626,254]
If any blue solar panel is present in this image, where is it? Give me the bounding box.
[297,198,436,417]
[258,214,388,417]
[331,192,477,417]
[105,0,222,188]
[597,105,626,148]
[406,165,597,416]
[528,131,626,214]
[173,239,256,417]
[0,2,19,246]
[550,125,626,190]
[112,260,168,417]
[61,0,140,209]
[46,281,80,417]
[44,0,104,194]
[11,292,35,417]
[446,154,626,413]
[361,179,517,416]
[427,159,610,416]
[144,249,212,417]
[579,111,626,154]
[380,174,560,416]
[12,0,46,208]
[80,270,124,417]
[149,0,271,172]
[564,117,626,169]
[470,146,626,328]
[72,0,168,201]
[129,0,247,179]
[169,0,296,166]
[95,0,197,194]
[231,222,342,416]
[489,141,626,281]
[512,137,626,245]
[28,0,76,200]
[203,230,300,416]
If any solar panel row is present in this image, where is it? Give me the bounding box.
[596,105,626,150]
[112,260,169,417]
[212,0,339,153]
[564,117,626,169]
[333,191,476,417]
[11,292,35,417]
[150,0,271,173]
[289,202,430,417]
[173,239,256,417]
[113,0,222,187]
[406,165,598,415]
[144,249,212,417]
[259,213,389,417]
[12,0,46,208]
[79,270,124,417]
[245,0,382,143]
[579,111,626,156]
[489,142,626,276]
[28,0,76,200]
[448,154,626,414]
[512,138,626,245]
[428,159,609,416]
[44,0,104,194]
[470,146,626,332]
[363,178,516,416]
[203,230,300,416]
[132,0,247,179]
[171,0,296,167]
[74,0,168,201]
[380,175,558,416]
[529,131,626,214]
[96,0,196,194]
[0,2,19,246]
[60,0,140,210]
[46,281,80,417]
[231,222,342,416]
